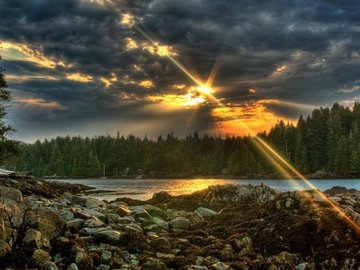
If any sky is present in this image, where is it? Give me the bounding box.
[0,0,360,142]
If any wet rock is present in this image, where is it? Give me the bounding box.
[192,266,209,270]
[228,233,253,256]
[66,263,79,270]
[60,210,75,222]
[93,230,121,245]
[67,219,84,231]
[152,216,169,230]
[42,262,59,270]
[0,239,11,259]
[151,191,172,203]
[267,251,295,270]
[169,217,191,230]
[101,250,112,263]
[23,229,50,250]
[0,186,23,203]
[195,207,217,218]
[74,248,93,269]
[83,218,104,228]
[26,207,65,241]
[209,262,232,270]
[55,236,70,247]
[31,249,52,268]
[151,237,171,251]
[97,264,110,270]
[141,258,168,270]
[117,206,132,217]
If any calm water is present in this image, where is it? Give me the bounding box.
[47,178,360,201]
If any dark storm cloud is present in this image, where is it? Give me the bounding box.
[1,0,360,140]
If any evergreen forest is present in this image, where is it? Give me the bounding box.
[5,103,360,178]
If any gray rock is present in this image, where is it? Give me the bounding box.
[210,262,231,270]
[60,210,75,222]
[152,217,169,230]
[55,236,70,247]
[83,218,104,228]
[151,237,171,250]
[0,239,11,259]
[31,249,52,267]
[117,206,132,217]
[93,230,122,245]
[142,258,167,270]
[0,186,22,202]
[97,264,110,270]
[26,207,65,241]
[195,207,217,218]
[169,217,191,230]
[23,229,50,250]
[67,219,84,230]
[42,262,59,270]
[193,266,209,270]
[101,250,112,263]
[66,263,79,270]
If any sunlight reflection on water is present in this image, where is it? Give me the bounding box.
[47,178,360,201]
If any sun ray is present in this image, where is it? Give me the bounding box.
[121,12,360,233]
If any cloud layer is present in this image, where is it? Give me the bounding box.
[1,0,360,141]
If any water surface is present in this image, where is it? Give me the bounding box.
[47,178,360,201]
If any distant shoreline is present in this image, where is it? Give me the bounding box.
[45,174,360,180]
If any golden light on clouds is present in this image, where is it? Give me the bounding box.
[211,100,284,135]
[173,84,186,89]
[125,38,138,50]
[143,42,177,57]
[276,65,287,72]
[66,73,93,83]
[249,87,256,93]
[1,41,67,69]
[16,98,66,110]
[100,72,117,88]
[139,80,154,88]
[5,74,59,83]
[147,85,213,107]
[120,14,135,27]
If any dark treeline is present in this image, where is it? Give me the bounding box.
[5,102,360,178]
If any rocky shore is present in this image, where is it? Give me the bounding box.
[1,179,360,270]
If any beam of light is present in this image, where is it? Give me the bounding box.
[122,13,360,233]
[134,27,204,87]
[254,136,360,232]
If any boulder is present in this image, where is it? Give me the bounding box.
[152,217,169,230]
[0,239,11,259]
[0,186,23,203]
[117,206,132,217]
[31,249,52,268]
[23,229,50,250]
[151,191,172,203]
[83,218,104,228]
[169,217,191,230]
[60,210,75,222]
[209,262,231,270]
[42,262,59,270]
[67,219,84,231]
[93,230,121,245]
[194,207,217,218]
[141,258,168,270]
[67,263,79,270]
[26,207,65,241]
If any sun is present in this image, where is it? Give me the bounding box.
[196,85,214,95]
